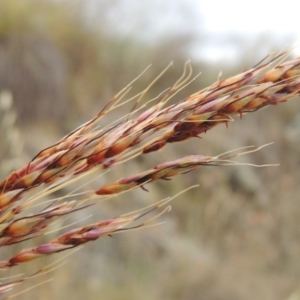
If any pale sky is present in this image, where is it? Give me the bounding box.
[200,0,300,60]
[200,0,299,35]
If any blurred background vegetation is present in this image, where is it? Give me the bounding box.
[0,0,300,299]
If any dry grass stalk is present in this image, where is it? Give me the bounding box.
[0,49,299,297]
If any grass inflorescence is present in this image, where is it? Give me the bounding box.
[0,48,299,298]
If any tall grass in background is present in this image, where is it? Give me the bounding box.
[1,1,300,299]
